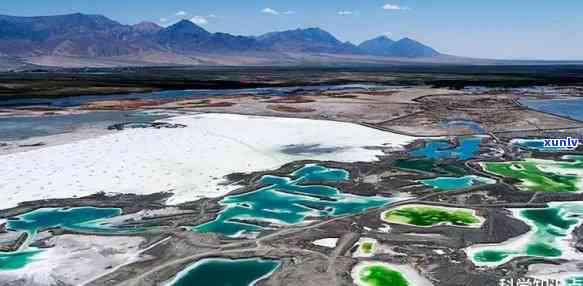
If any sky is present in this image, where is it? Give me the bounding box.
[1,0,582,60]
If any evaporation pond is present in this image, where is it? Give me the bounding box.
[410,137,482,160]
[0,249,42,270]
[469,202,583,266]
[419,175,495,190]
[358,264,409,286]
[7,207,123,235]
[168,258,280,286]
[382,204,483,228]
[521,98,583,121]
[481,156,583,193]
[0,111,166,141]
[0,207,123,270]
[393,159,467,176]
[194,164,392,237]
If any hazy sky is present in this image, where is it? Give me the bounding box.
[2,0,582,60]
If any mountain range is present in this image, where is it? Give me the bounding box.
[0,13,452,69]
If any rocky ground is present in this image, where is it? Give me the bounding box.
[1,86,583,285]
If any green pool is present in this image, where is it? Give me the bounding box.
[467,202,583,267]
[382,204,483,228]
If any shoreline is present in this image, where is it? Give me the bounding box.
[0,113,415,211]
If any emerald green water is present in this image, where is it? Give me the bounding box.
[168,258,280,286]
[522,208,577,257]
[195,164,392,237]
[473,250,514,262]
[559,155,583,169]
[566,277,583,286]
[472,203,583,265]
[410,137,482,161]
[394,159,467,176]
[7,207,123,235]
[483,156,583,193]
[0,249,42,270]
[0,207,125,270]
[419,175,495,190]
[383,205,481,227]
[359,265,409,286]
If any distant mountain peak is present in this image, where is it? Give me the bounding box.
[391,37,440,58]
[359,35,439,58]
[397,37,418,44]
[0,13,447,66]
[256,27,361,54]
[260,27,339,41]
[301,27,327,33]
[157,19,211,45]
[132,21,163,33]
[378,35,393,40]
[168,19,208,32]
[358,36,396,56]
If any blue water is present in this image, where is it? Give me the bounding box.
[419,175,496,190]
[168,258,280,286]
[194,164,392,237]
[0,249,42,270]
[0,207,129,270]
[410,137,482,161]
[0,84,408,142]
[521,98,583,122]
[0,111,166,141]
[0,84,407,108]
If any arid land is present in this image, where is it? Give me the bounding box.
[1,68,583,286]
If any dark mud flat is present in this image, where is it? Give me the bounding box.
[3,65,583,100]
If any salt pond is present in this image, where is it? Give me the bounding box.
[0,207,127,270]
[521,98,583,122]
[382,204,484,228]
[0,113,414,210]
[195,164,394,237]
[6,207,123,235]
[166,258,280,286]
[0,111,166,141]
[410,137,482,161]
[0,249,42,270]
[418,175,496,190]
[351,261,432,286]
[481,155,583,193]
[394,158,467,176]
[467,202,583,267]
